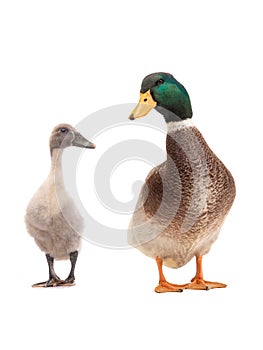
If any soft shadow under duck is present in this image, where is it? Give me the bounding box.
[25,124,95,287]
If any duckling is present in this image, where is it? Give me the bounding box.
[25,124,95,287]
[128,73,236,292]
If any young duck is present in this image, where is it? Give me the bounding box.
[128,72,236,292]
[25,124,95,287]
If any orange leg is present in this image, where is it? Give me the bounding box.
[186,255,227,290]
[154,257,188,293]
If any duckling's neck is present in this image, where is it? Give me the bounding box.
[50,148,64,185]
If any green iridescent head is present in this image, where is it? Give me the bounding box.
[129,72,193,123]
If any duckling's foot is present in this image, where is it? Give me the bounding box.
[32,254,63,287]
[187,277,226,290]
[57,276,75,287]
[32,277,63,288]
[155,281,188,293]
[56,251,78,287]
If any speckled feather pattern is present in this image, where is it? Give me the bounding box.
[128,123,236,268]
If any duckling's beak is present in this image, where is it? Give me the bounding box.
[73,132,96,149]
[129,90,157,120]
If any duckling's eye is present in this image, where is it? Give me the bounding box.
[156,79,164,86]
[60,128,68,133]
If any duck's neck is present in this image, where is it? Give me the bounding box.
[167,119,194,134]
[165,119,196,163]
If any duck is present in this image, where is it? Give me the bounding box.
[128,72,236,292]
[25,123,95,287]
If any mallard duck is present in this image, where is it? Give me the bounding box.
[128,72,236,292]
[25,124,95,287]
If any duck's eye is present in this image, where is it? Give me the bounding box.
[60,128,68,133]
[156,79,164,86]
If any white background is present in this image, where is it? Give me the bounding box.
[0,1,262,349]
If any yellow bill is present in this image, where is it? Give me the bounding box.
[129,90,157,120]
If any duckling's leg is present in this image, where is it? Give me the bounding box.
[187,255,227,290]
[58,251,78,286]
[154,257,188,293]
[32,254,62,288]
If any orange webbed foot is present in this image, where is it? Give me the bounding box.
[155,256,188,293]
[186,256,227,290]
[186,277,227,290]
[155,281,188,293]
